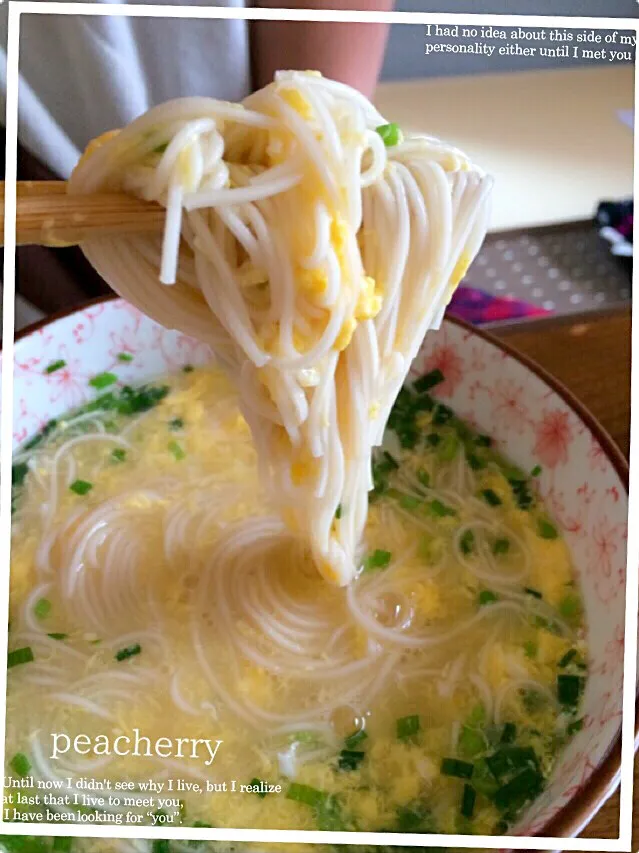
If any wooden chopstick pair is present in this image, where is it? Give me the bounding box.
[0,181,164,247]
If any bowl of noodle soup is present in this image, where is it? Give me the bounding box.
[4,294,629,850]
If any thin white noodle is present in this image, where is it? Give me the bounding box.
[67,71,492,586]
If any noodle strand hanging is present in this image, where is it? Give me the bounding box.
[68,70,492,585]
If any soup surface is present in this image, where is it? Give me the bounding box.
[7,364,587,852]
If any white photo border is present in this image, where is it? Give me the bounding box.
[1,4,637,849]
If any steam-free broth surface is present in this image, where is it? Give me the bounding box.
[7,365,587,851]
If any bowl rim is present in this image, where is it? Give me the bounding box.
[7,294,635,845]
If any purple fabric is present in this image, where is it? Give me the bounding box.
[617,212,633,241]
[447,284,551,326]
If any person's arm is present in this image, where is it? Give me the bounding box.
[251,1,394,99]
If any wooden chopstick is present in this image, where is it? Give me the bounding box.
[0,181,165,247]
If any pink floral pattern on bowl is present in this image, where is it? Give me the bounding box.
[2,299,629,841]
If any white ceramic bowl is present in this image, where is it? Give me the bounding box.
[5,296,631,840]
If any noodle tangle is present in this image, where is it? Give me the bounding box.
[68,70,492,585]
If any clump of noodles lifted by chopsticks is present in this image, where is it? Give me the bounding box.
[68,70,493,586]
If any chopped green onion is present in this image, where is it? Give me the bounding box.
[385,488,404,501]
[426,432,441,448]
[70,479,93,496]
[153,142,169,155]
[454,420,473,441]
[10,752,31,777]
[471,758,498,797]
[531,465,542,477]
[169,417,184,431]
[485,746,539,782]
[441,758,473,779]
[48,633,68,641]
[566,718,583,735]
[478,590,499,606]
[375,122,402,147]
[89,372,118,390]
[416,469,430,489]
[432,403,454,426]
[427,499,456,518]
[168,440,186,461]
[399,494,421,511]
[466,451,485,471]
[363,549,392,571]
[249,778,269,798]
[84,392,116,414]
[559,594,581,619]
[117,353,134,363]
[413,393,434,413]
[334,504,342,520]
[500,722,516,744]
[481,488,502,507]
[557,674,584,708]
[371,452,399,499]
[286,783,327,808]
[522,688,546,714]
[397,424,419,449]
[414,368,444,393]
[287,731,317,745]
[524,587,543,599]
[12,461,29,488]
[466,704,486,726]
[183,364,194,373]
[524,640,537,659]
[382,450,399,469]
[558,649,578,668]
[537,518,558,540]
[7,646,34,668]
[390,392,416,431]
[509,478,534,510]
[396,714,420,741]
[458,726,485,758]
[459,530,475,556]
[111,448,127,463]
[315,794,346,830]
[22,418,58,452]
[533,614,562,635]
[475,434,492,448]
[115,643,141,662]
[34,598,51,620]
[338,750,365,771]
[371,465,392,492]
[437,433,459,462]
[493,767,543,811]
[344,729,368,750]
[395,801,434,833]
[502,462,527,482]
[460,784,476,819]
[44,359,66,374]
[113,383,170,415]
[493,538,510,555]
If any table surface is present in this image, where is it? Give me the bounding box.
[374,66,634,233]
[492,305,632,845]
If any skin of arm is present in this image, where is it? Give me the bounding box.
[251,1,394,99]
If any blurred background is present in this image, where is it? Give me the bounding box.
[8,2,636,331]
[369,1,635,325]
